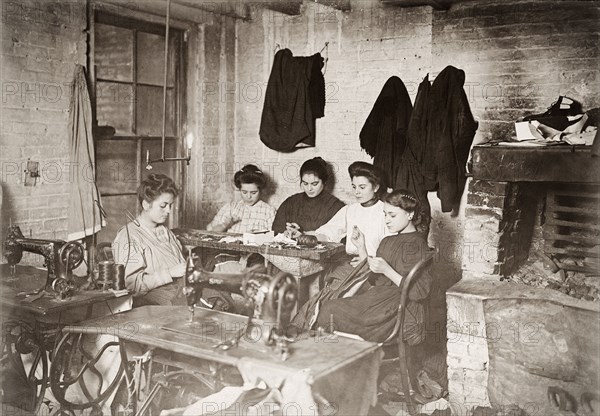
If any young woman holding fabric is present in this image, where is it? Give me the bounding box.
[271,157,345,237]
[112,174,186,306]
[315,189,431,342]
[299,161,390,289]
[206,164,276,233]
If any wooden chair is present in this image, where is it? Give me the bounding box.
[378,249,436,413]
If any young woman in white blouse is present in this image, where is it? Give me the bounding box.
[298,161,390,289]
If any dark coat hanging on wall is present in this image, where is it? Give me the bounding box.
[395,75,432,234]
[424,66,478,212]
[259,49,325,152]
[359,76,413,188]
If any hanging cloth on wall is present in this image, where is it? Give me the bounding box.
[259,48,325,152]
[359,76,413,188]
[395,75,432,236]
[424,65,478,212]
[67,65,105,240]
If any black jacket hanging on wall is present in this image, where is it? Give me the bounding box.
[424,66,478,212]
[259,49,325,152]
[359,76,413,188]
[395,75,432,234]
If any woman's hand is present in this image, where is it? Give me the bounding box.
[367,257,392,275]
[349,256,362,267]
[169,263,186,279]
[350,225,366,250]
[284,222,302,239]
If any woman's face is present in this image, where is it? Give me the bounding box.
[301,173,324,198]
[240,183,260,206]
[351,176,378,204]
[142,192,175,225]
[383,202,413,234]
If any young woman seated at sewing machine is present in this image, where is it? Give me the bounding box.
[293,189,432,343]
[112,174,186,306]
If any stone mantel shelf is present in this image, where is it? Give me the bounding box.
[448,279,600,314]
[471,144,599,183]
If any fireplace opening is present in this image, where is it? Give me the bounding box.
[508,183,600,302]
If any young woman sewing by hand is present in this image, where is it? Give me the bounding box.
[112,174,186,306]
[314,189,431,342]
[271,157,344,238]
[299,161,390,289]
[206,165,276,233]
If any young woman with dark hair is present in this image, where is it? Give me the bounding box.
[314,189,432,342]
[112,173,186,306]
[293,161,390,289]
[272,157,345,236]
[206,164,276,233]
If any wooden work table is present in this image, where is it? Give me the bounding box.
[0,264,130,319]
[173,228,345,306]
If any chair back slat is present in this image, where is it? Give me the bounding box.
[382,250,435,344]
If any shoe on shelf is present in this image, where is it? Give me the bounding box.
[523,96,583,121]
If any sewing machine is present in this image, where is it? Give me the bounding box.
[3,225,85,298]
[181,254,297,358]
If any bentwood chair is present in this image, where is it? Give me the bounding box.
[378,248,436,414]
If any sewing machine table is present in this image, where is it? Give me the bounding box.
[63,305,383,415]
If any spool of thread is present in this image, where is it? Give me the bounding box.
[98,260,114,290]
[114,264,126,290]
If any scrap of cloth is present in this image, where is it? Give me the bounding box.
[67,65,105,240]
[259,48,325,152]
[359,76,413,188]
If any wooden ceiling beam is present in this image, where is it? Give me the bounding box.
[173,0,251,20]
[94,0,212,23]
[313,0,351,12]
[380,0,452,11]
[263,0,303,16]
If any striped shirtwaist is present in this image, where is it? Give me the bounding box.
[211,200,276,233]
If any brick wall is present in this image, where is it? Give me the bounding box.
[433,0,600,144]
[225,0,597,277]
[1,0,87,262]
[233,2,432,215]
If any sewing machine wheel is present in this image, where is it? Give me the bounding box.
[0,320,48,414]
[49,332,123,410]
[267,271,297,315]
[58,241,85,270]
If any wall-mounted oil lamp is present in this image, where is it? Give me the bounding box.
[146,132,193,170]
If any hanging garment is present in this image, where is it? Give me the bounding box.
[424,66,478,212]
[259,49,325,152]
[395,75,432,235]
[359,76,413,188]
[67,65,105,240]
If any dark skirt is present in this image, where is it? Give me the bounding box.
[316,285,401,342]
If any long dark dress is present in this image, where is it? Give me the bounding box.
[316,232,431,342]
[272,191,345,234]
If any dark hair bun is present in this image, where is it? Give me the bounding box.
[234,164,266,189]
[300,157,329,183]
[348,161,387,199]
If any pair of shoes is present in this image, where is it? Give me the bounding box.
[523,96,583,121]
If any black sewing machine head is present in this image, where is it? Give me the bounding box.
[3,225,85,297]
[183,254,297,356]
